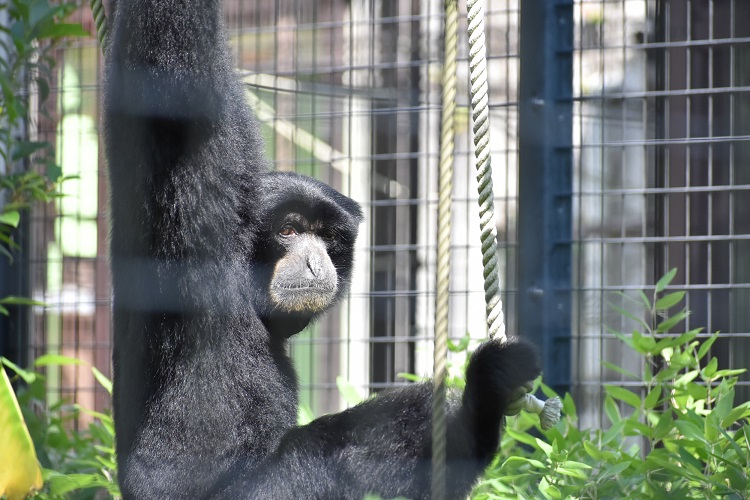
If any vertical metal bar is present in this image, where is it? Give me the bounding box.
[518,0,573,395]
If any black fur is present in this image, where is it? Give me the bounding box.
[104,0,541,498]
[214,338,540,500]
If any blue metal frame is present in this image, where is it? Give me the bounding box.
[518,0,574,395]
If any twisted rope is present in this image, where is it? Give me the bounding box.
[431,1,458,497]
[89,0,109,52]
[466,0,561,431]
[466,0,505,342]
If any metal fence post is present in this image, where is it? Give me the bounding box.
[518,0,573,395]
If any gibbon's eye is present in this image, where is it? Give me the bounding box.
[279,225,298,237]
[320,229,336,242]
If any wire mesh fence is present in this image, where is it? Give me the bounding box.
[573,0,750,427]
[4,0,748,428]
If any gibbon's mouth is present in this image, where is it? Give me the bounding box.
[269,282,338,313]
[270,275,338,294]
[271,279,337,292]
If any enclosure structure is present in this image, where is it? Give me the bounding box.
[1,0,748,428]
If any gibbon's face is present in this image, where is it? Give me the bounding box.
[252,171,362,333]
[269,210,341,314]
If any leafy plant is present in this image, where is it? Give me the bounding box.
[0,363,43,498]
[472,268,750,499]
[0,0,86,264]
[2,355,119,499]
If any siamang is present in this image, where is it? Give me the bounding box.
[103,0,541,498]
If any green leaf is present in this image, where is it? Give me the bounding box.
[597,461,631,481]
[624,419,653,437]
[539,478,562,500]
[561,392,577,419]
[675,348,698,370]
[721,402,750,428]
[502,456,546,469]
[701,357,718,380]
[77,406,112,425]
[0,296,45,307]
[632,329,657,353]
[29,1,63,29]
[653,329,700,354]
[583,441,602,460]
[539,381,559,400]
[607,303,649,330]
[697,331,720,360]
[46,161,62,182]
[44,471,107,495]
[604,396,621,424]
[336,376,367,406]
[0,210,20,228]
[1,202,26,212]
[555,466,589,479]
[673,369,699,387]
[655,268,677,293]
[505,428,540,448]
[713,385,735,419]
[713,368,747,378]
[0,367,43,497]
[92,366,113,394]
[99,415,116,437]
[705,411,720,441]
[33,354,86,367]
[0,357,36,384]
[601,419,625,445]
[447,332,471,353]
[535,438,553,457]
[722,463,748,492]
[396,372,425,383]
[95,455,118,471]
[656,309,689,333]
[297,404,314,425]
[604,385,642,409]
[646,452,689,477]
[653,411,674,441]
[643,386,661,409]
[719,427,747,464]
[680,327,703,341]
[36,23,89,40]
[638,290,652,310]
[677,446,705,476]
[10,140,47,160]
[674,420,706,443]
[655,291,685,310]
[0,231,16,252]
[601,361,639,380]
[613,331,636,351]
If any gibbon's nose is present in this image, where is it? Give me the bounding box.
[307,252,323,277]
[298,236,337,284]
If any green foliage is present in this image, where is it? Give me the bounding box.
[0,0,85,265]
[397,332,474,390]
[337,375,369,406]
[472,268,750,499]
[2,356,119,499]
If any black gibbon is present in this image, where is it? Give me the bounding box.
[103,0,540,498]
